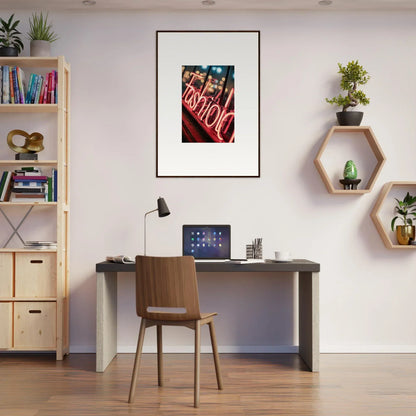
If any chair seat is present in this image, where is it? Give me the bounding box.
[200,312,217,322]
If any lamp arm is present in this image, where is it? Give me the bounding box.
[144,208,158,256]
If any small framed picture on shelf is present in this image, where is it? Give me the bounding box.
[156,30,260,177]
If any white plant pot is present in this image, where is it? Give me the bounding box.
[30,40,51,57]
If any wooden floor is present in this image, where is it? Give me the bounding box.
[0,353,415,416]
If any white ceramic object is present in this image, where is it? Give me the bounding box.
[274,251,291,261]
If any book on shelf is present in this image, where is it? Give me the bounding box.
[24,240,57,250]
[52,168,57,202]
[0,65,57,105]
[10,194,46,202]
[0,171,13,202]
[12,186,45,193]
[0,168,57,203]
[2,66,10,104]
[13,175,48,181]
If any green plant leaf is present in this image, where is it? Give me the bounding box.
[391,216,399,231]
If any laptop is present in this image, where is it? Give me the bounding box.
[182,225,232,261]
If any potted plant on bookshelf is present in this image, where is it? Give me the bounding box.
[0,14,24,56]
[326,60,370,126]
[27,12,59,57]
[391,192,416,245]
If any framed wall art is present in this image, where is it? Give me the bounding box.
[156,30,260,177]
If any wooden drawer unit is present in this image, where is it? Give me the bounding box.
[15,253,57,298]
[0,302,12,349]
[14,302,56,349]
[0,253,13,297]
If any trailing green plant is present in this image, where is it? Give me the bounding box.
[27,12,59,43]
[326,60,370,112]
[0,14,24,53]
[391,192,416,231]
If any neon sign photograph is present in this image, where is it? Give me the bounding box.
[157,31,259,177]
[182,65,235,143]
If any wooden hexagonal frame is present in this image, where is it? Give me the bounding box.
[314,126,386,194]
[370,181,416,250]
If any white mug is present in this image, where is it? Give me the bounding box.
[275,251,291,261]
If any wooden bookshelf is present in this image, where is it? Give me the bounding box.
[0,56,70,359]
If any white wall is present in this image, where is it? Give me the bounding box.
[2,9,416,353]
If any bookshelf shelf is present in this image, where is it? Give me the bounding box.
[0,56,70,359]
[0,160,58,166]
[0,202,58,206]
[0,104,58,113]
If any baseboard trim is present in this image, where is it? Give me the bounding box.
[117,345,299,354]
[322,345,416,353]
[69,344,416,354]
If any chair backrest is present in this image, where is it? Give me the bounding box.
[135,255,202,321]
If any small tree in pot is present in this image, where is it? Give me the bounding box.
[0,14,24,56]
[326,60,370,126]
[391,192,416,245]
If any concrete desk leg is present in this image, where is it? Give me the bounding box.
[298,271,319,372]
[96,271,118,372]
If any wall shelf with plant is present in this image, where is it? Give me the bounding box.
[314,126,386,194]
[370,182,416,249]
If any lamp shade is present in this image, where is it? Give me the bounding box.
[157,197,170,217]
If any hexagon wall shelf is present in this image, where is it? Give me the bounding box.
[370,181,416,249]
[314,126,386,194]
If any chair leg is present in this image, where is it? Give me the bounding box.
[208,320,223,390]
[157,325,163,386]
[194,320,201,408]
[128,318,147,403]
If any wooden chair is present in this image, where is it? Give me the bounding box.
[128,255,223,408]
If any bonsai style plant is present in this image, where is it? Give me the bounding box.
[391,192,416,245]
[0,14,24,56]
[326,60,370,126]
[27,12,59,57]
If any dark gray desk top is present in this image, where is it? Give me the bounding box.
[96,259,320,273]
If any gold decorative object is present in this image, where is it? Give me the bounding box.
[396,225,415,245]
[7,129,44,154]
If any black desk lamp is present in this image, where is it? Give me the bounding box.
[144,197,170,255]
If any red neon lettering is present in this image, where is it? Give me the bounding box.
[205,105,221,128]
[216,112,235,143]
[182,71,234,143]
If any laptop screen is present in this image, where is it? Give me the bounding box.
[182,225,231,259]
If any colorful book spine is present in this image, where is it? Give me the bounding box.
[12,67,20,104]
[53,168,57,202]
[42,75,49,104]
[34,75,44,103]
[25,73,35,103]
[53,70,58,103]
[13,175,48,181]
[0,172,13,201]
[0,171,7,195]
[8,68,14,104]
[2,66,9,104]
[16,67,25,104]
[30,75,41,104]
[48,72,54,104]
[47,177,52,202]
